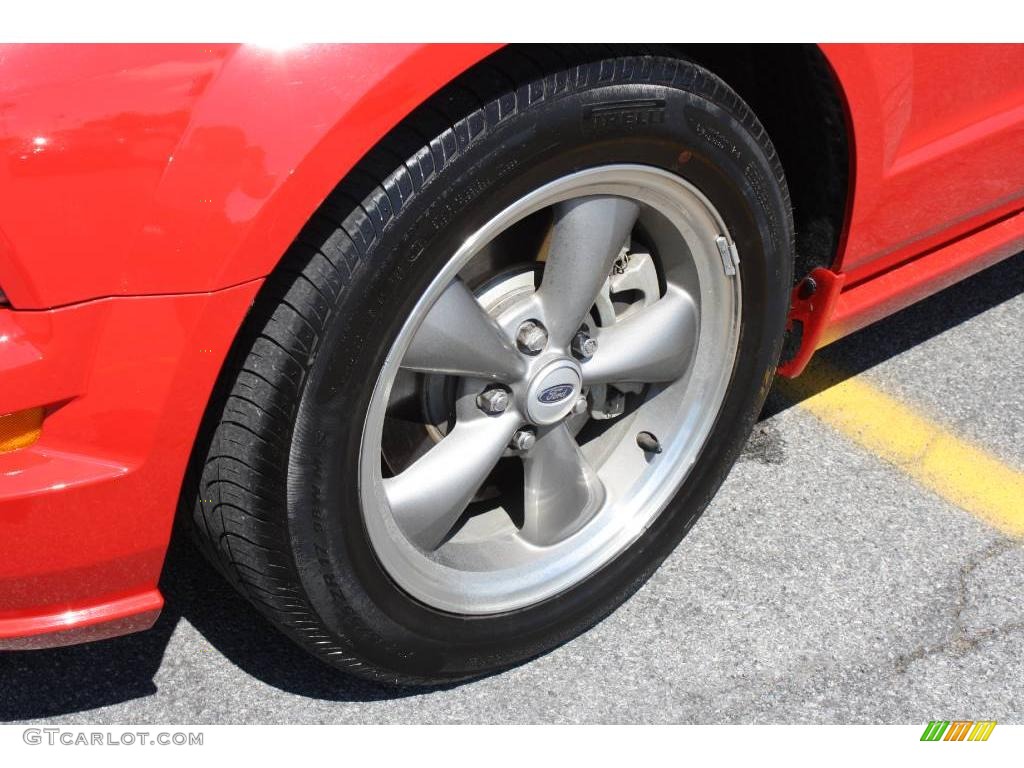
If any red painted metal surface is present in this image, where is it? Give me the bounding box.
[0,43,500,309]
[0,43,1022,649]
[0,281,261,642]
[820,44,1024,283]
[823,208,1024,346]
[0,592,162,650]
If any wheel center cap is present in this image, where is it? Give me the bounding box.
[525,359,582,425]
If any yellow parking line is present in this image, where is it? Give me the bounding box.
[779,359,1024,538]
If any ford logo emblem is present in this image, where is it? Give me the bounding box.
[538,384,574,404]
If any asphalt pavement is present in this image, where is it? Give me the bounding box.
[2,253,1022,724]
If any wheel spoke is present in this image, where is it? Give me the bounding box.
[402,278,525,382]
[581,286,698,386]
[383,410,521,551]
[535,196,640,348]
[521,423,604,546]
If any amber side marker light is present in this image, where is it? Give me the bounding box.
[0,407,44,452]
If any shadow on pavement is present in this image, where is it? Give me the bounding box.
[0,602,174,722]
[0,537,443,722]
[158,537,452,702]
[1,253,1020,722]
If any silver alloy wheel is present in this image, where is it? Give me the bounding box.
[359,165,742,614]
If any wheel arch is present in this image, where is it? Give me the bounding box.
[144,44,503,295]
[158,44,853,301]
[667,44,853,281]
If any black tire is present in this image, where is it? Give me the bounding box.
[188,52,794,684]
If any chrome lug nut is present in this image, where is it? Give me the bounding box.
[510,427,536,451]
[571,395,588,416]
[516,320,548,355]
[476,386,510,415]
[571,331,598,361]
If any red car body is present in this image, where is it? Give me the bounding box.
[1,43,1022,649]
